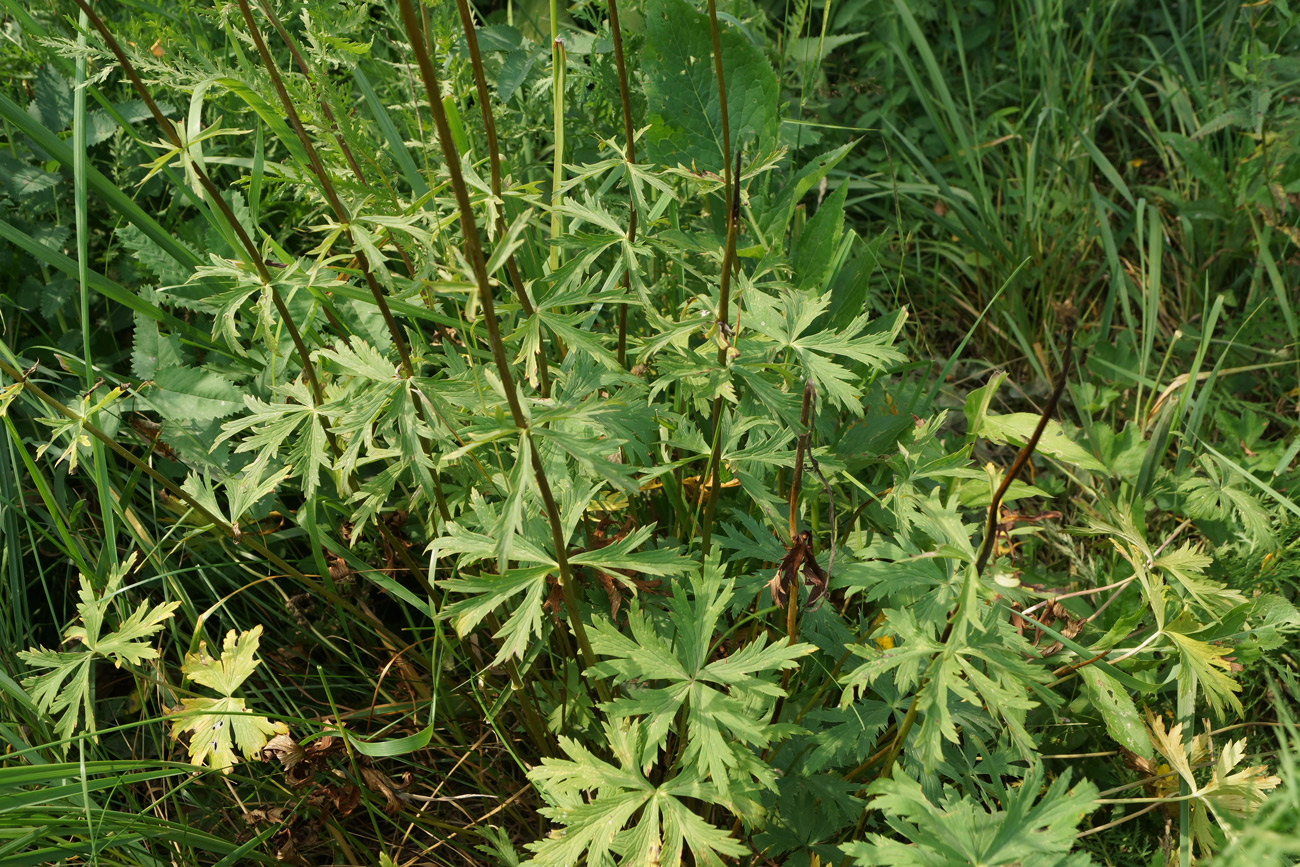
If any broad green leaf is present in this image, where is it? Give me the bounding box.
[1079,667,1150,760]
[791,181,848,291]
[643,0,779,172]
[975,412,1107,472]
[150,366,242,424]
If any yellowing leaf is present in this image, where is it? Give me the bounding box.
[183,624,268,697]
[171,626,287,773]
[172,695,288,774]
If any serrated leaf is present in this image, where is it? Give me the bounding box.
[0,154,59,198]
[526,721,747,867]
[151,366,242,424]
[569,524,694,577]
[131,314,185,380]
[29,64,72,131]
[643,0,779,172]
[587,557,812,787]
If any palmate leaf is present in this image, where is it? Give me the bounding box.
[744,288,906,413]
[840,583,1047,770]
[525,721,747,867]
[842,764,1098,866]
[217,380,333,499]
[440,566,553,665]
[587,556,813,791]
[170,626,288,773]
[18,554,179,750]
[1144,708,1280,859]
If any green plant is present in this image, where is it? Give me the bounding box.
[0,1,1297,865]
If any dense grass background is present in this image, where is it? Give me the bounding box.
[2,0,1299,864]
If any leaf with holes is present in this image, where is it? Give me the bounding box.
[170,626,287,773]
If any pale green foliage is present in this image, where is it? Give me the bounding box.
[526,721,748,867]
[588,556,814,796]
[842,764,1099,866]
[18,553,179,750]
[1145,709,1281,860]
[34,386,124,474]
[3,0,1293,863]
[170,625,288,774]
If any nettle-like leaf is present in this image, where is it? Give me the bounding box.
[842,764,1098,866]
[526,721,747,867]
[18,554,179,750]
[1144,708,1280,859]
[170,625,288,774]
[642,0,779,172]
[587,556,813,795]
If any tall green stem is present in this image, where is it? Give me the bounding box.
[454,0,551,396]
[397,0,605,700]
[72,8,115,556]
[606,0,638,368]
[550,32,566,274]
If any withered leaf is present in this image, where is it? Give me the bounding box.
[360,766,412,814]
[769,532,830,610]
[262,732,304,768]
